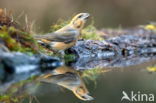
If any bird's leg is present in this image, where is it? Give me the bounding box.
[58,50,65,56]
[52,50,64,59]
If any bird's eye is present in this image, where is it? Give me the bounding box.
[81,96,86,99]
[78,15,82,18]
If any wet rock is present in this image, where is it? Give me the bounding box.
[71,40,120,59]
[0,39,10,52]
[70,32,156,70]
[0,52,63,84]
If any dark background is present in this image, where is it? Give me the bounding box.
[1,0,156,32]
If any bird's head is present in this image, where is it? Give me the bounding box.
[70,13,90,30]
[73,85,94,101]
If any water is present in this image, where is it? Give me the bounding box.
[22,59,156,103]
[0,51,156,103]
[36,72,156,103]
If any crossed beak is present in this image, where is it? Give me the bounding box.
[83,13,90,20]
[81,93,94,101]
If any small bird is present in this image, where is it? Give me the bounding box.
[39,66,94,101]
[35,13,90,52]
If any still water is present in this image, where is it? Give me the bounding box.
[22,59,156,103]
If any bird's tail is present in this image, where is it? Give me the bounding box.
[33,34,45,39]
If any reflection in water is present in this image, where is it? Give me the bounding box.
[39,66,94,101]
[0,59,156,103]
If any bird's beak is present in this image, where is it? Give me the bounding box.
[81,93,94,101]
[83,13,90,20]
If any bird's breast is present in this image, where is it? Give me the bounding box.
[51,41,76,50]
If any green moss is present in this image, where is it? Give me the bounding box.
[50,19,70,32]
[0,9,43,54]
[82,67,110,80]
[0,93,25,103]
[0,76,39,103]
[82,21,103,40]
[64,54,76,63]
[0,26,39,54]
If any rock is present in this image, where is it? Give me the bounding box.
[70,33,156,70]
[0,52,63,85]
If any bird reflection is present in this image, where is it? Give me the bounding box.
[39,66,94,101]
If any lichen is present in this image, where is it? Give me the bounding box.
[140,22,156,32]
[147,66,156,72]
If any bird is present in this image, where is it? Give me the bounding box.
[39,66,94,101]
[35,13,90,53]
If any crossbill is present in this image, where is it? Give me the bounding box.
[39,66,94,101]
[35,13,90,51]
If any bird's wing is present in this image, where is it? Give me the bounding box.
[34,31,77,43]
[40,73,78,85]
